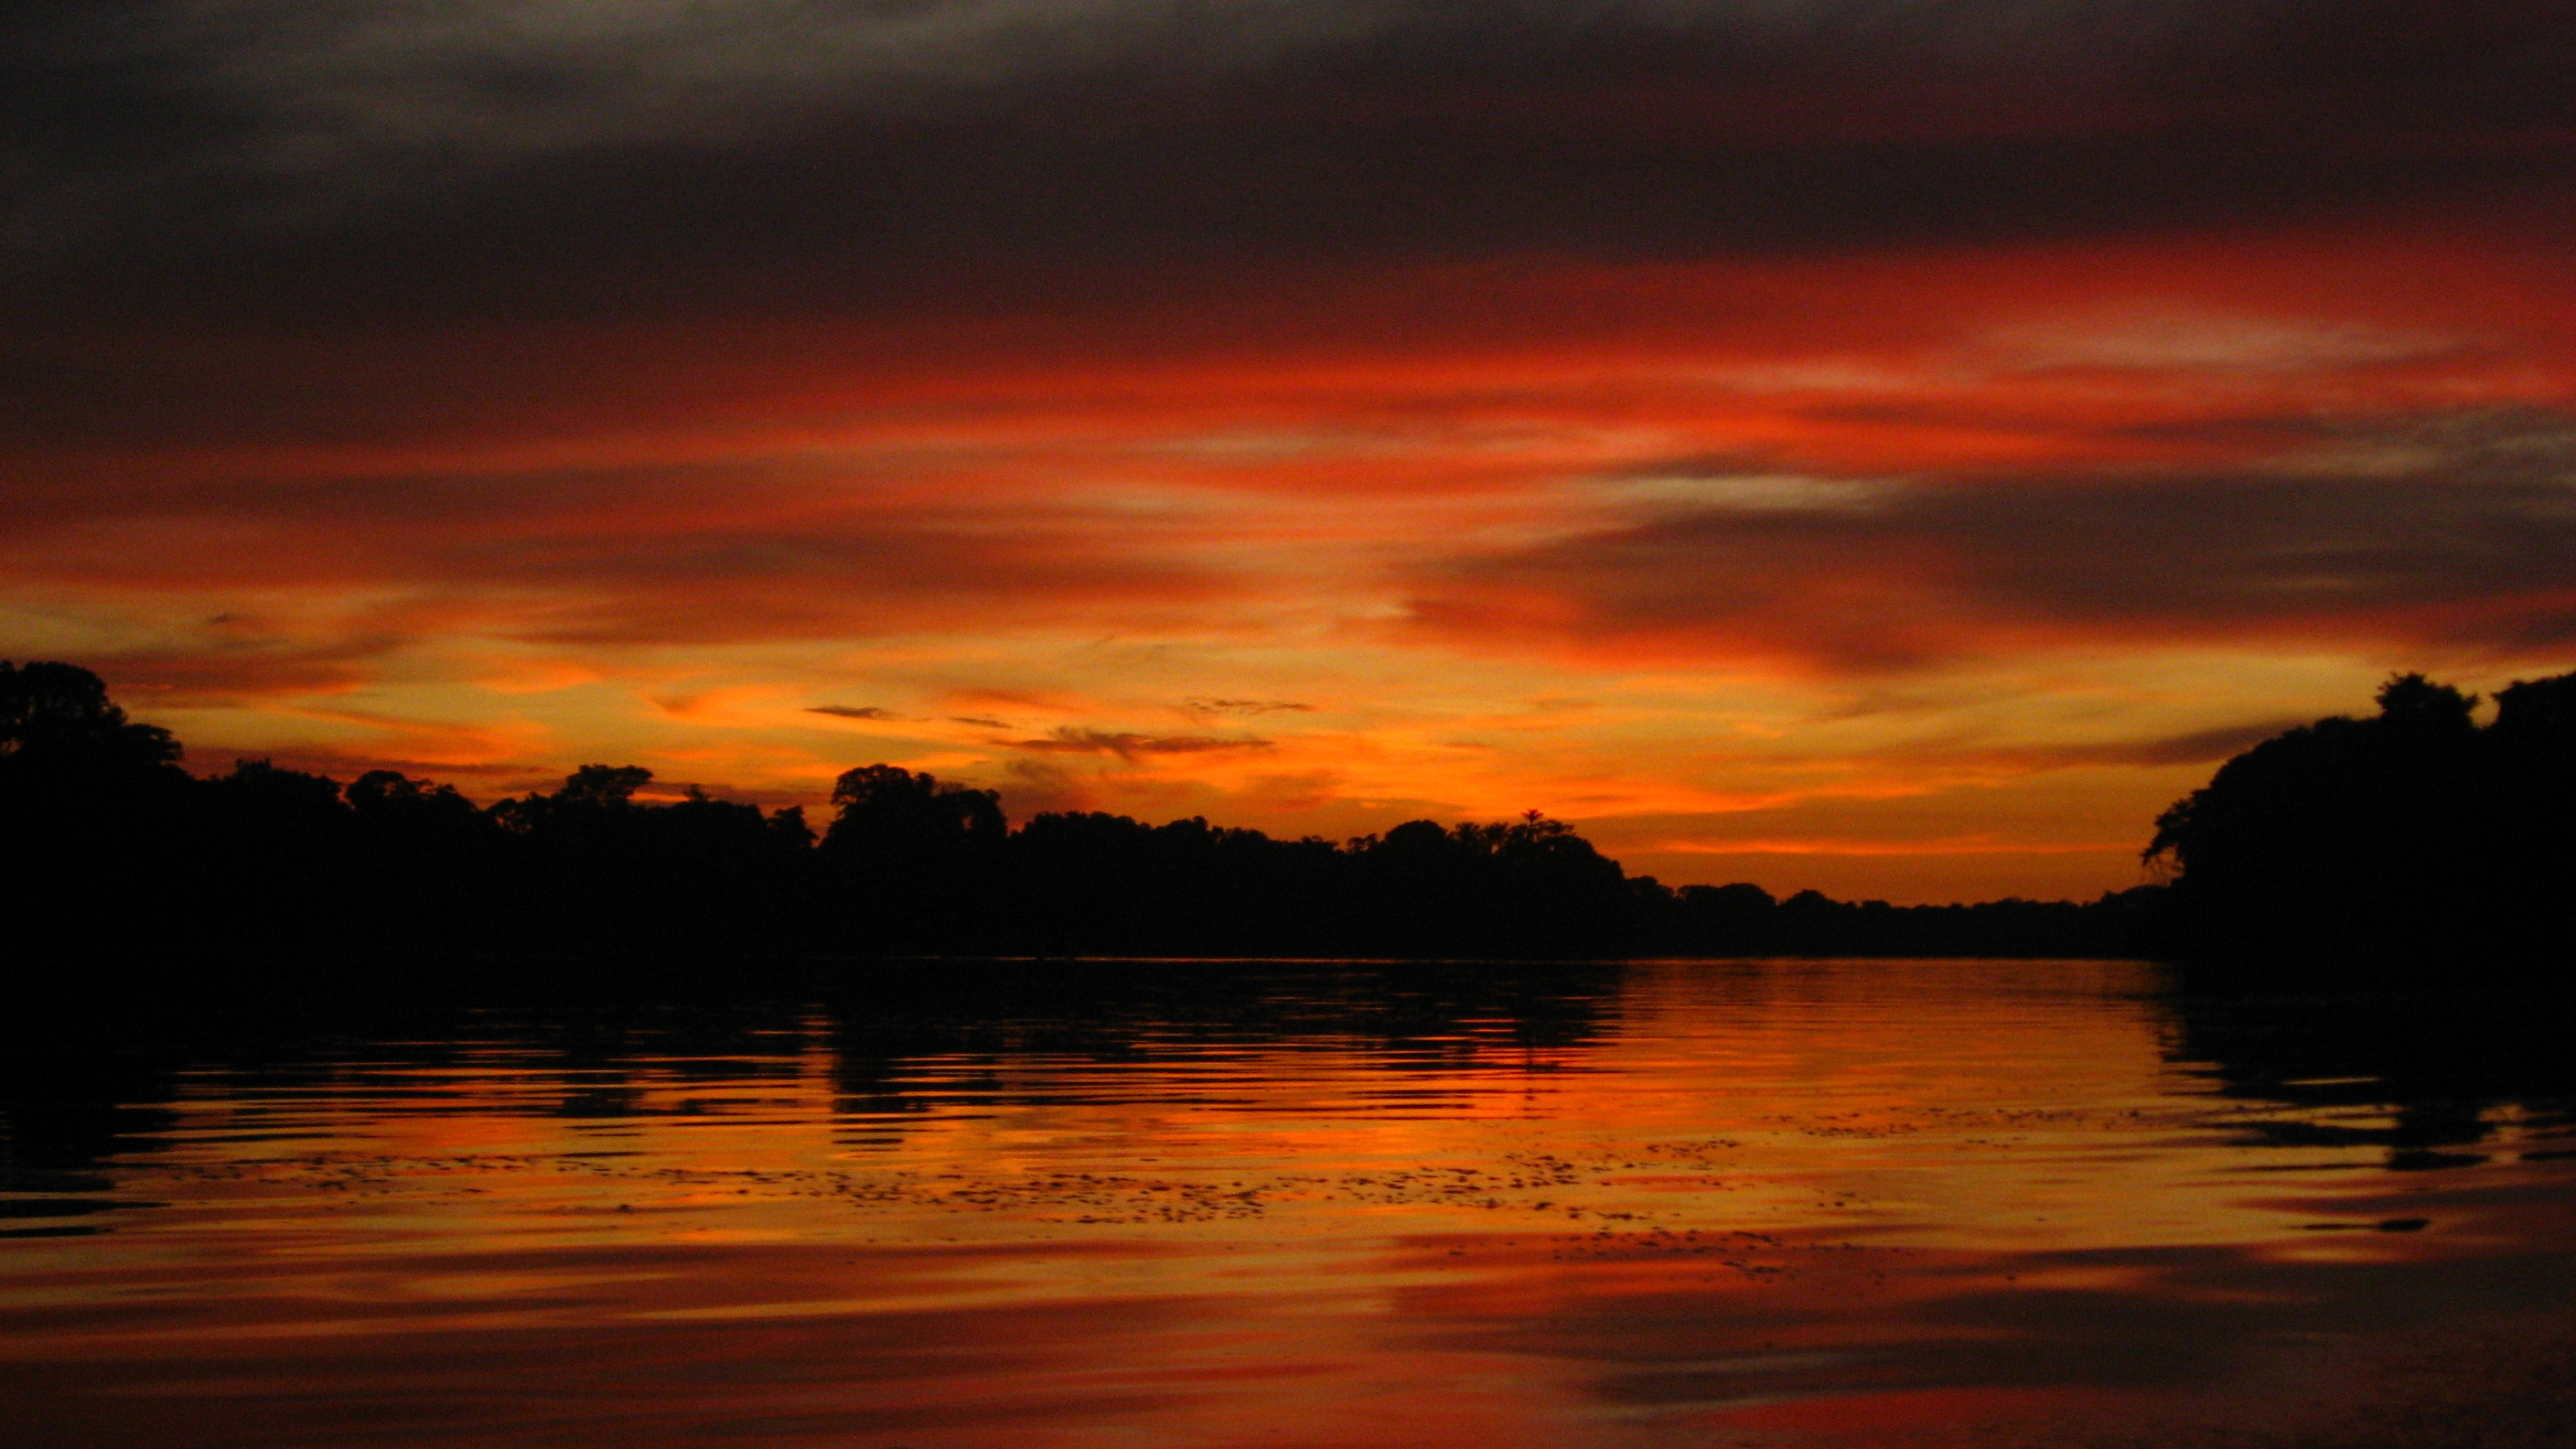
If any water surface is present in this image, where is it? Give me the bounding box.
[5,959,2571,1447]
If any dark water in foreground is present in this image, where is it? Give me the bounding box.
[4,960,2572,1449]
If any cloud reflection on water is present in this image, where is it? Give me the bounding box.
[1,960,2571,1447]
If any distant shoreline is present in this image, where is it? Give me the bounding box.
[9,660,2571,984]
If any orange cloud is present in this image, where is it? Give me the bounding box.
[12,215,2576,898]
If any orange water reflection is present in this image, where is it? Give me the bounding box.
[4,961,2571,1447]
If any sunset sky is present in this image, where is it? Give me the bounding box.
[8,0,2575,900]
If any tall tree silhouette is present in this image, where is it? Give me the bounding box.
[1,661,194,937]
[2148,671,2575,981]
[820,766,1006,952]
[0,662,182,783]
[2482,672,2576,967]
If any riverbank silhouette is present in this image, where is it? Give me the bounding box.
[2,660,2155,974]
[10,660,2570,982]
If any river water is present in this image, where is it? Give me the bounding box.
[4,959,2571,1448]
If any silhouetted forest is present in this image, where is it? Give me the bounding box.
[1,660,2157,970]
[2147,670,2576,982]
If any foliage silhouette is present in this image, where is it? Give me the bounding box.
[819,766,1006,952]
[1,660,199,944]
[0,661,183,781]
[3,660,2179,978]
[2148,669,2576,982]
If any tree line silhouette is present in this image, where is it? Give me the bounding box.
[0,660,2156,966]
[10,660,2565,975]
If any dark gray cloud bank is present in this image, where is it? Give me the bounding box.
[8,0,2574,322]
[1402,413,2576,670]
